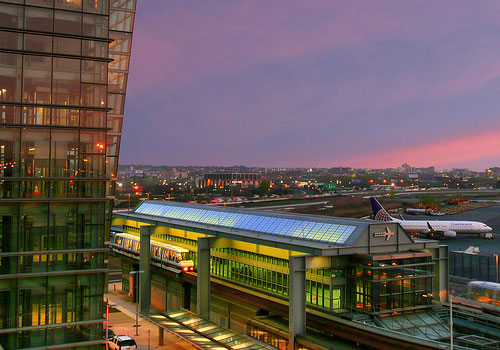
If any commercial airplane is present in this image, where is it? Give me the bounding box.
[370,198,492,238]
[405,208,445,216]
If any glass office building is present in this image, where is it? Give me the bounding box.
[0,0,136,348]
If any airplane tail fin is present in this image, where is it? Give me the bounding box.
[370,197,394,222]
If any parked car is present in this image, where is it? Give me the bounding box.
[108,335,137,350]
[102,328,116,340]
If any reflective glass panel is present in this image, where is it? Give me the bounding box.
[52,58,80,106]
[54,10,82,36]
[54,37,81,56]
[0,52,22,103]
[24,34,53,53]
[23,55,52,104]
[25,7,53,32]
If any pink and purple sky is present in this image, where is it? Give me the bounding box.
[121,1,500,170]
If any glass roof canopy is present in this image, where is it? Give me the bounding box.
[133,201,358,246]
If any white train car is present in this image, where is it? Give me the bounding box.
[111,232,194,273]
[467,280,500,313]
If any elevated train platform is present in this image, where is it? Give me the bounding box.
[111,200,454,349]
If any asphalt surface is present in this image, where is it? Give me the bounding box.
[400,206,500,255]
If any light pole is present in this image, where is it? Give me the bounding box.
[449,289,454,350]
[130,270,144,336]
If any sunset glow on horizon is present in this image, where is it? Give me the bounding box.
[122,1,500,170]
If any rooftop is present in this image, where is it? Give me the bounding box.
[114,200,439,256]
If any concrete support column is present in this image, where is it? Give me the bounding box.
[438,245,449,303]
[197,237,212,320]
[288,255,306,350]
[158,327,164,346]
[183,282,191,310]
[140,225,153,314]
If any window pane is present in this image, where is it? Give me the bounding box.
[82,60,107,83]
[0,126,20,177]
[0,105,20,124]
[53,58,80,106]
[82,40,108,58]
[54,37,81,56]
[21,129,50,177]
[108,53,129,71]
[0,53,22,103]
[23,55,52,104]
[25,7,54,32]
[80,110,105,128]
[108,72,127,93]
[55,0,82,10]
[106,134,120,157]
[26,0,54,7]
[79,154,105,178]
[83,0,108,14]
[24,34,53,53]
[52,108,79,127]
[107,115,122,133]
[110,10,134,32]
[51,130,79,177]
[54,10,82,36]
[0,3,23,29]
[22,107,51,125]
[107,93,123,114]
[109,32,131,54]
[80,130,105,154]
[0,31,22,50]
[81,83,106,107]
[111,0,134,10]
[83,14,108,38]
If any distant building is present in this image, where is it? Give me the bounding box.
[415,166,435,174]
[197,173,262,189]
[330,167,353,174]
[487,167,500,176]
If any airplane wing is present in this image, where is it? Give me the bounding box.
[426,222,456,237]
[427,222,434,232]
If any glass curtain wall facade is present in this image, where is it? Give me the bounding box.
[120,225,348,313]
[0,0,135,349]
[347,255,434,315]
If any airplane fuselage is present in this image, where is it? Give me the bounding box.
[393,219,492,234]
[369,197,493,237]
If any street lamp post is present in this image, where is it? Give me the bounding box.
[449,289,454,350]
[130,270,144,336]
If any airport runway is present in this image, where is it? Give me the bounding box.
[401,206,500,255]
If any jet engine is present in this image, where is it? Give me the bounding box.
[443,230,456,238]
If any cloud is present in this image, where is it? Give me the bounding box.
[342,127,500,169]
[121,1,500,170]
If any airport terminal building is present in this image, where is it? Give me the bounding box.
[111,200,453,350]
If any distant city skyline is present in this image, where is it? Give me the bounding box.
[118,162,497,173]
[122,1,500,171]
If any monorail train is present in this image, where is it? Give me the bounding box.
[110,232,194,273]
[467,280,500,313]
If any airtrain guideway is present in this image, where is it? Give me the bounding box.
[108,200,464,350]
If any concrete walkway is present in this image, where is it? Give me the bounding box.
[105,284,197,350]
[105,283,266,350]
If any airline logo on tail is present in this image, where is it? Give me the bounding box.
[370,197,394,222]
